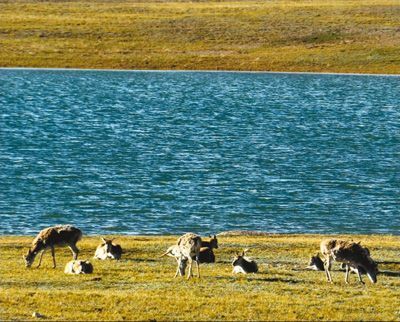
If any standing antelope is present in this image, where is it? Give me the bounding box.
[176,232,202,279]
[160,244,188,276]
[23,225,82,268]
[94,237,123,260]
[320,239,378,284]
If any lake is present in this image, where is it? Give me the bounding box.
[0,69,399,235]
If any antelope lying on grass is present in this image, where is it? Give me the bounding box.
[94,237,122,260]
[64,260,93,274]
[202,235,218,250]
[176,233,202,279]
[320,239,378,284]
[23,225,82,268]
[306,253,325,271]
[198,235,218,263]
[232,249,258,274]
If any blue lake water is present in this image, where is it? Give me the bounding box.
[0,69,399,235]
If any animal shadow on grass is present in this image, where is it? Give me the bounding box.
[378,260,400,265]
[214,274,301,284]
[379,270,400,278]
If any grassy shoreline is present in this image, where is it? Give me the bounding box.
[1,234,400,321]
[1,0,399,74]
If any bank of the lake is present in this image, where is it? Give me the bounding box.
[1,234,400,321]
[0,0,399,74]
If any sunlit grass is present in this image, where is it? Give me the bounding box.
[0,0,399,73]
[1,234,399,320]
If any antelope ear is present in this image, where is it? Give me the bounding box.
[357,241,361,245]
[101,237,107,243]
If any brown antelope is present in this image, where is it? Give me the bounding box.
[320,239,378,284]
[94,237,122,260]
[201,235,218,250]
[232,249,258,274]
[64,260,93,274]
[176,233,202,279]
[23,225,82,268]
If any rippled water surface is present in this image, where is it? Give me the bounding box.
[0,69,399,235]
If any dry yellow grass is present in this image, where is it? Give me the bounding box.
[1,234,400,320]
[0,0,399,73]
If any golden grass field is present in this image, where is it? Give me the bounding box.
[0,0,399,73]
[1,234,400,321]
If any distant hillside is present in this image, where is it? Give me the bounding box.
[0,0,399,73]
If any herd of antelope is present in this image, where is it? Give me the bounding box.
[23,224,380,284]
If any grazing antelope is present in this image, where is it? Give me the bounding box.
[320,239,378,284]
[306,253,325,271]
[160,244,214,276]
[94,237,123,260]
[340,247,372,275]
[23,225,82,268]
[64,260,93,274]
[232,249,258,274]
[160,244,188,276]
[176,233,202,279]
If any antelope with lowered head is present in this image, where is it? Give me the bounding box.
[23,225,82,268]
[176,232,202,279]
[160,244,188,277]
[232,249,258,274]
[94,237,122,260]
[320,239,378,284]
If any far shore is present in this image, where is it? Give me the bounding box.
[1,0,399,74]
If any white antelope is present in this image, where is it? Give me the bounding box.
[23,225,82,268]
[94,237,123,260]
[320,239,378,284]
[64,260,93,274]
